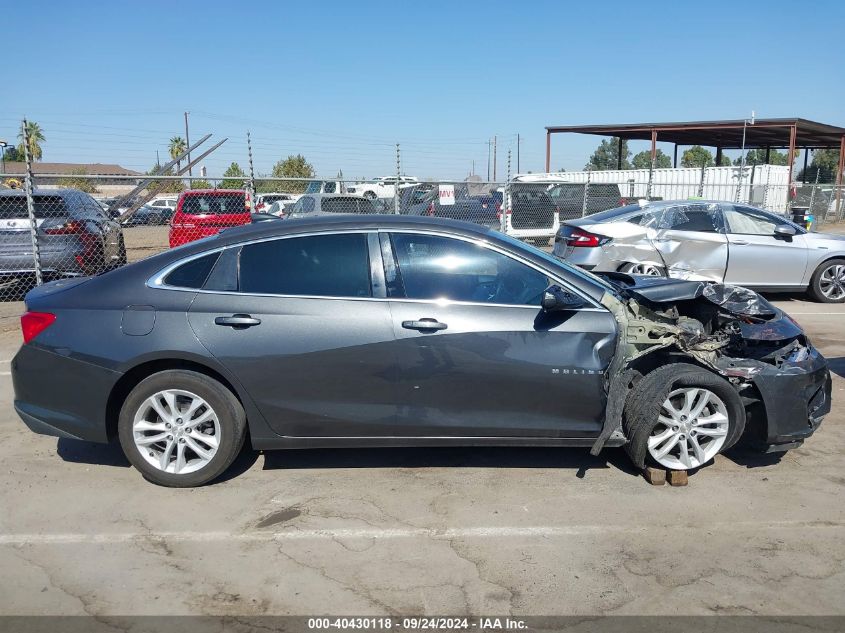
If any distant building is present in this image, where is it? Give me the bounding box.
[1,162,141,196]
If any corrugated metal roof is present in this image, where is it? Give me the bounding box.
[545,118,845,148]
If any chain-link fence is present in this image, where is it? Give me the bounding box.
[1,119,844,303]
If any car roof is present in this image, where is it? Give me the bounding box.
[300,193,369,199]
[180,189,244,195]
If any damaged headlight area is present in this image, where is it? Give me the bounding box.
[590,277,831,456]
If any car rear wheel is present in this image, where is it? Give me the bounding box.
[363,191,377,200]
[147,213,162,225]
[808,259,845,303]
[623,363,745,471]
[619,262,665,277]
[117,370,246,487]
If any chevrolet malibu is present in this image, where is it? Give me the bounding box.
[13,216,831,486]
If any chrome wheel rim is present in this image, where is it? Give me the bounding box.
[133,389,221,475]
[625,263,663,276]
[819,264,845,300]
[648,387,730,470]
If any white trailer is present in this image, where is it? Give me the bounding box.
[514,164,791,213]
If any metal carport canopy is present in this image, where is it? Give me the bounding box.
[544,118,845,187]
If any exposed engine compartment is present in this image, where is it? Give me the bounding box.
[588,273,824,455]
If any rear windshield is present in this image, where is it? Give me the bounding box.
[577,203,643,223]
[0,196,69,219]
[322,197,376,214]
[180,193,246,215]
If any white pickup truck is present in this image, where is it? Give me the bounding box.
[348,176,419,200]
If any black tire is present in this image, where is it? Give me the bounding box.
[623,363,745,470]
[147,213,162,226]
[117,370,247,487]
[808,258,845,303]
[362,191,377,200]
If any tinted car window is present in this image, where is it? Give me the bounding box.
[0,196,68,219]
[577,203,642,223]
[181,193,246,215]
[389,233,550,306]
[164,252,221,289]
[663,204,721,232]
[322,197,376,214]
[239,233,371,297]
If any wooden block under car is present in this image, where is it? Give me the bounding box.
[643,466,666,486]
[667,470,689,486]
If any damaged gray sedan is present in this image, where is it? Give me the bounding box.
[554,200,845,302]
[12,216,831,486]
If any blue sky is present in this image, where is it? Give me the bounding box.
[3,0,844,180]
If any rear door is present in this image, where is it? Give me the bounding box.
[381,231,616,438]
[187,231,400,437]
[722,204,809,288]
[649,203,728,281]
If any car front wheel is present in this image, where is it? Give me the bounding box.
[808,259,845,303]
[117,370,247,487]
[623,363,745,471]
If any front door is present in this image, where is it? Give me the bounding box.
[381,231,616,438]
[721,204,809,288]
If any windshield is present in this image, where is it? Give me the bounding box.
[493,231,618,294]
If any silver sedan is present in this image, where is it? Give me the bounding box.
[553,200,845,302]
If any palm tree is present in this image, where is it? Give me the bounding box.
[17,121,46,161]
[169,136,187,173]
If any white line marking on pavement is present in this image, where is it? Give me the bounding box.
[0,521,842,545]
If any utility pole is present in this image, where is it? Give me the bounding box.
[492,135,497,181]
[517,134,520,173]
[487,139,491,181]
[156,149,160,168]
[184,111,192,181]
[247,131,256,202]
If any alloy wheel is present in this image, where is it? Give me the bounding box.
[819,264,845,300]
[648,387,730,470]
[132,389,221,475]
[624,263,664,276]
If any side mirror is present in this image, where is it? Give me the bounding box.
[541,285,585,312]
[774,225,797,237]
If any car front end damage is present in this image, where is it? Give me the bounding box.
[590,274,831,457]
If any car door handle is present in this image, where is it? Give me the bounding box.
[214,314,261,328]
[402,318,448,331]
[732,240,750,245]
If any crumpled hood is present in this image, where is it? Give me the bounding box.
[595,272,779,318]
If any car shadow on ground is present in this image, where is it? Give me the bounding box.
[54,438,640,480]
[260,445,641,480]
[722,445,785,469]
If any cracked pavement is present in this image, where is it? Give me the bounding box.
[0,296,843,616]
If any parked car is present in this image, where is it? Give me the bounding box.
[504,183,630,244]
[121,204,174,226]
[254,193,298,213]
[348,176,419,200]
[12,216,830,486]
[400,183,499,228]
[0,189,126,288]
[304,180,348,195]
[169,189,250,247]
[553,200,845,302]
[148,197,178,212]
[285,194,377,217]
